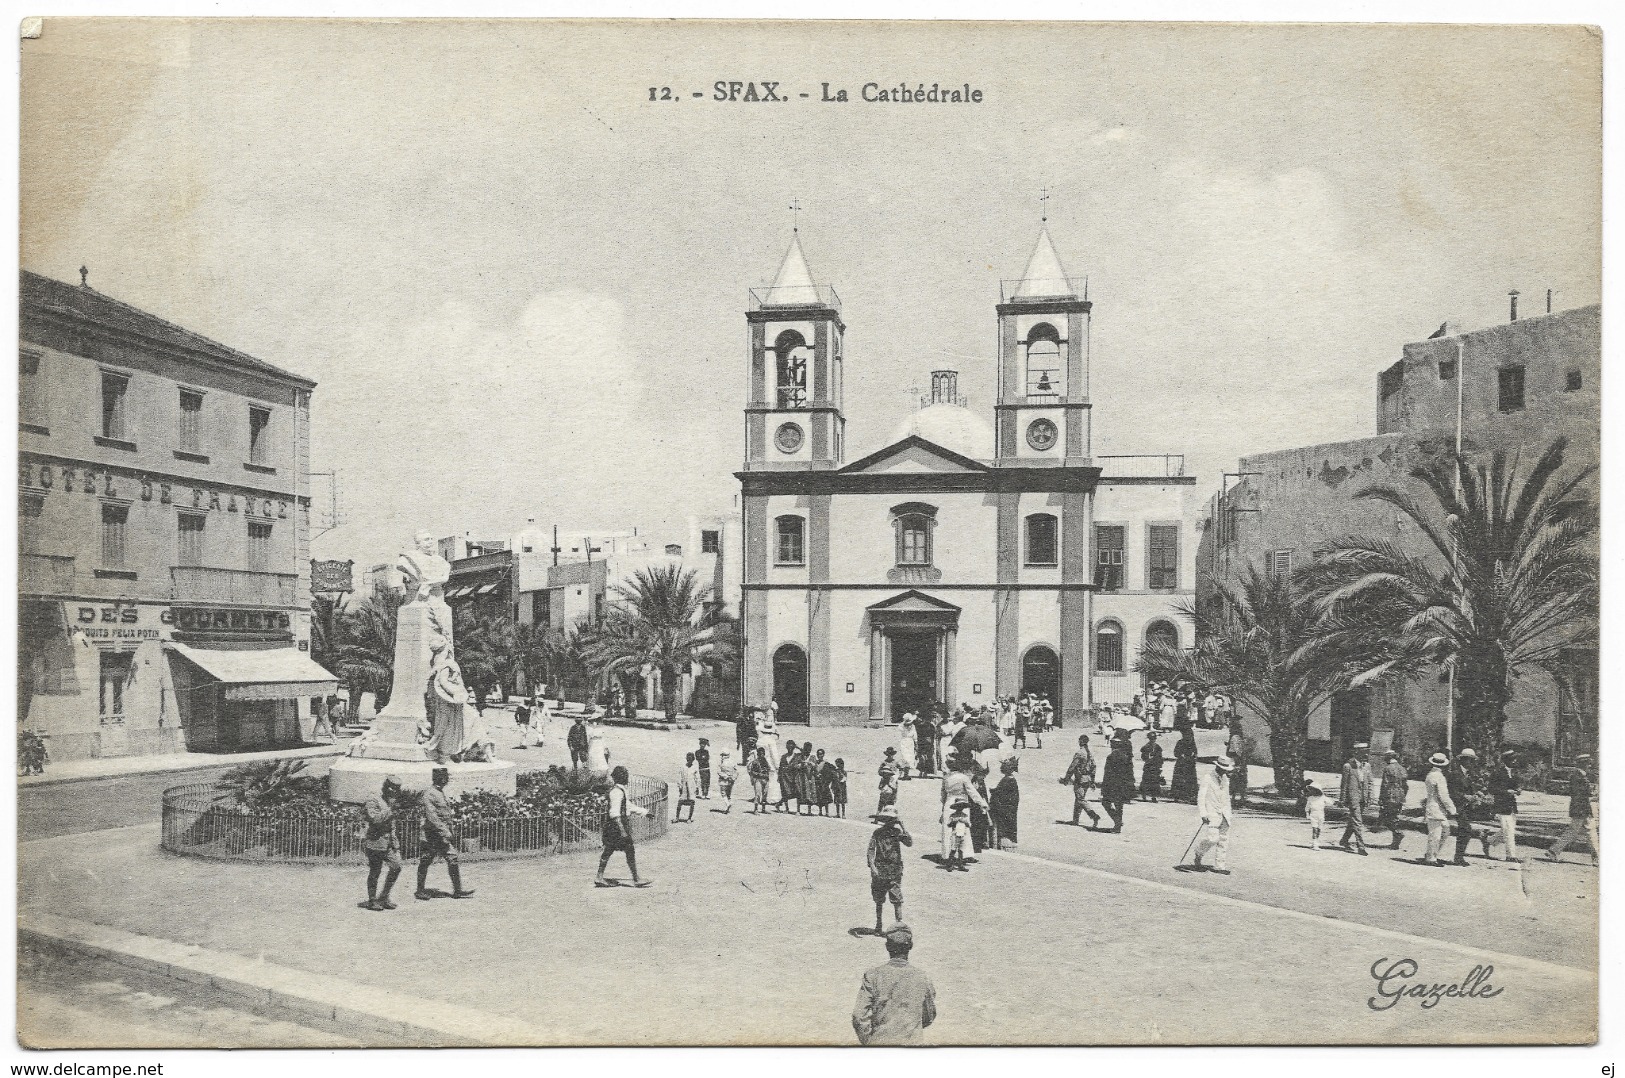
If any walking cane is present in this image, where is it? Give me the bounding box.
[1178,823,1205,867]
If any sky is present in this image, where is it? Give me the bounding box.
[20,20,1601,568]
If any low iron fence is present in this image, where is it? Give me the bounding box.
[161,772,668,864]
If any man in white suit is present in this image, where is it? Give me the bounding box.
[1188,755,1236,875]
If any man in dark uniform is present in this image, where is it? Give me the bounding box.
[1446,747,1493,865]
[567,715,590,770]
[360,776,403,911]
[416,767,474,900]
[1060,734,1102,828]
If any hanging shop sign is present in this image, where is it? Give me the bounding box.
[310,559,355,594]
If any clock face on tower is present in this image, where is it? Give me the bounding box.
[775,422,805,453]
[1026,417,1059,451]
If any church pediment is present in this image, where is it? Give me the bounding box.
[867,589,961,617]
[840,436,990,476]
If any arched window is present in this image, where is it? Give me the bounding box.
[1145,620,1179,652]
[1094,620,1125,675]
[774,330,809,409]
[775,515,805,566]
[1025,513,1059,567]
[1024,323,1063,399]
[773,644,809,724]
[890,503,937,567]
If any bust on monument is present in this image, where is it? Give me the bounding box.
[329,531,514,802]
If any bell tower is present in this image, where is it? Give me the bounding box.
[744,235,845,471]
[994,229,1091,465]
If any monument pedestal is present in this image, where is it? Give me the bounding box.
[328,756,517,803]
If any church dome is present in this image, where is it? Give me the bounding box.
[890,371,994,460]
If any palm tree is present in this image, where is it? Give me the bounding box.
[451,608,514,709]
[330,593,401,718]
[581,565,737,720]
[1138,564,1387,799]
[538,620,594,704]
[1304,437,1598,760]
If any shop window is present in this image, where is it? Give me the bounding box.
[178,512,206,567]
[99,650,133,723]
[100,503,128,568]
[179,389,204,452]
[1498,366,1526,413]
[100,371,129,440]
[248,521,273,572]
[1095,525,1125,592]
[1148,525,1179,590]
[701,529,721,554]
[1094,621,1125,675]
[775,515,805,566]
[1025,513,1059,567]
[249,406,272,465]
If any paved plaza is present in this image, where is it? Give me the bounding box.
[17,713,1597,1046]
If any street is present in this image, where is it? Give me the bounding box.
[16,714,1598,1046]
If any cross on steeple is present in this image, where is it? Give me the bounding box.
[1039,187,1051,224]
[789,197,803,233]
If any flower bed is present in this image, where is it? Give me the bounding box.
[161,764,668,864]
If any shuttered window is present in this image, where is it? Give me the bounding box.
[1148,525,1179,590]
[178,513,206,567]
[179,390,203,452]
[100,503,128,567]
[248,521,273,572]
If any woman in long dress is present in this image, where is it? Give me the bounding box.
[1139,731,1166,802]
[1099,734,1137,833]
[939,756,987,859]
[914,713,938,778]
[1169,724,1199,803]
[896,713,917,779]
[989,757,1021,849]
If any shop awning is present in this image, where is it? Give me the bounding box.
[170,642,339,702]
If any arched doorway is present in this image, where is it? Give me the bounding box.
[1143,620,1179,687]
[1021,645,1060,712]
[772,644,809,724]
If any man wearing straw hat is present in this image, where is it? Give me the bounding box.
[851,923,936,1046]
[1337,742,1373,856]
[1422,752,1458,866]
[1187,755,1236,874]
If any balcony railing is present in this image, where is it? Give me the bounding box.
[1096,454,1187,478]
[20,553,76,595]
[172,566,298,607]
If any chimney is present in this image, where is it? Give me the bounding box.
[1547,288,1554,315]
[1509,290,1520,322]
[930,370,959,405]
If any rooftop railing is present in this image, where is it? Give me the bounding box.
[1000,276,1086,302]
[748,284,842,312]
[1096,454,1187,478]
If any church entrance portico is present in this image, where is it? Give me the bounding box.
[866,590,959,724]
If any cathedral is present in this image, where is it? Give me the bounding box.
[736,229,1198,727]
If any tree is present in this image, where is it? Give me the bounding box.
[538,621,594,704]
[1304,438,1598,760]
[581,565,738,720]
[1138,563,1391,799]
[329,592,401,718]
[451,608,514,709]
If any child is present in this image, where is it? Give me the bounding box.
[877,763,900,815]
[717,750,737,813]
[946,800,972,872]
[832,758,849,818]
[867,806,913,934]
[1304,779,1326,849]
[747,747,772,814]
[695,738,712,799]
[675,752,698,823]
[514,700,532,749]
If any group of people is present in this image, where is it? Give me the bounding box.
[685,734,852,819]
[357,766,477,912]
[1130,682,1233,731]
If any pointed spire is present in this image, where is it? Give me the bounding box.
[765,234,820,306]
[1013,228,1075,299]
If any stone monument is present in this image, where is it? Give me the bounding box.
[328,531,517,803]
